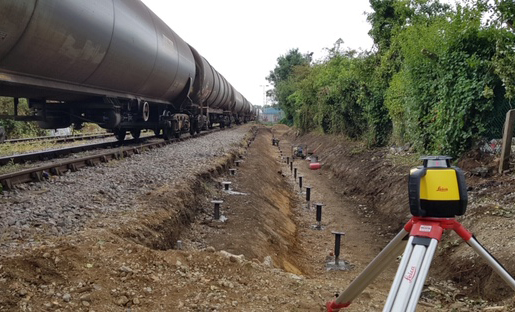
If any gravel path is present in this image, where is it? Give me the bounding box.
[0,127,249,252]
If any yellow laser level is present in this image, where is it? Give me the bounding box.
[408,156,467,217]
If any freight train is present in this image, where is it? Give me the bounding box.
[0,0,255,141]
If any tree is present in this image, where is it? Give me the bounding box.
[367,0,410,52]
[367,0,451,52]
[266,49,312,124]
[489,0,515,99]
[266,48,312,86]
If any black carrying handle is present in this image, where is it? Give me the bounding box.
[408,167,427,216]
[453,166,468,215]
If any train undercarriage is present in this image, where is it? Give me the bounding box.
[0,97,246,142]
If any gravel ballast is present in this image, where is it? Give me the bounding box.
[0,127,250,252]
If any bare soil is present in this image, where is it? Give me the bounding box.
[0,124,514,311]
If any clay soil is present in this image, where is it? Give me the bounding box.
[1,124,514,311]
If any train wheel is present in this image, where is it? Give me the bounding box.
[142,101,150,121]
[131,129,141,139]
[114,129,126,142]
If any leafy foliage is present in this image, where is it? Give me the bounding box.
[266,49,312,125]
[268,0,515,158]
[0,97,46,139]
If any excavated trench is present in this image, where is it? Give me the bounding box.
[0,125,321,312]
[113,128,256,251]
[115,126,306,274]
[116,124,515,302]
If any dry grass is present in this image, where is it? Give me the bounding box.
[0,160,28,175]
[386,152,422,167]
[0,141,62,157]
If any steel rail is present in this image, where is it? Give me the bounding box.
[0,129,219,190]
[0,138,142,166]
[3,133,114,144]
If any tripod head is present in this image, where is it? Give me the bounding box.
[408,156,467,217]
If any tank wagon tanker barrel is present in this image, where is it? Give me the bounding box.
[0,0,255,141]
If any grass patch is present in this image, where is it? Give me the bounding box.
[0,141,62,157]
[0,160,28,175]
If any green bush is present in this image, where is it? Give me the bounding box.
[268,1,515,158]
[0,97,47,139]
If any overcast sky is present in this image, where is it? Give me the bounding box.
[141,0,374,107]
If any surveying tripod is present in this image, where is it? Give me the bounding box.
[326,216,515,311]
[326,156,515,311]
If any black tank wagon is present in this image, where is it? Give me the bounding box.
[0,0,254,140]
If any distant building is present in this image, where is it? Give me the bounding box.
[260,107,284,123]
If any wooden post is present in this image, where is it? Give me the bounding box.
[499,109,515,173]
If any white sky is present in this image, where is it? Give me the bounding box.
[141,0,374,107]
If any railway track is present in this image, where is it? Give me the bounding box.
[3,132,114,144]
[0,129,219,190]
[0,137,150,166]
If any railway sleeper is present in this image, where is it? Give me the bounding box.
[30,171,43,182]
[2,178,13,191]
[113,151,122,160]
[50,167,62,176]
[67,163,78,172]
